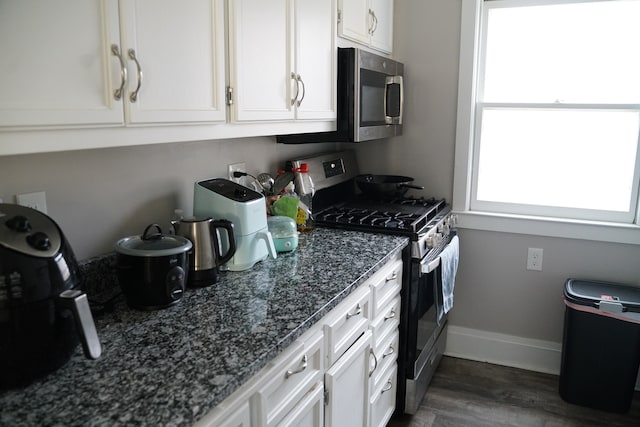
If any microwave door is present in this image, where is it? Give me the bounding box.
[385,75,403,125]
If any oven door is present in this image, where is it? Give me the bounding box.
[408,252,446,379]
[403,234,455,414]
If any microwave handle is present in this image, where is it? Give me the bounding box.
[384,75,403,125]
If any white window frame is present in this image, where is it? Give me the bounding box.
[453,0,640,245]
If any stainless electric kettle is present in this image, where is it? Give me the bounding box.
[171,216,236,287]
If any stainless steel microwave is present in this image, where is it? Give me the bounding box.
[277,47,404,144]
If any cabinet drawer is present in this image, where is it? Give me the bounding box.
[278,380,324,427]
[372,329,398,391]
[254,330,324,427]
[324,284,371,367]
[369,364,398,427]
[370,295,400,352]
[369,256,402,319]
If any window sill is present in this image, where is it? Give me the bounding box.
[453,210,640,245]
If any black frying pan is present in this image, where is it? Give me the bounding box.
[355,174,424,197]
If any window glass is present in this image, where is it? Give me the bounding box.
[472,0,640,223]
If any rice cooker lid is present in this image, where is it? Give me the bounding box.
[116,224,192,257]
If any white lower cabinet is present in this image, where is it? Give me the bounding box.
[369,364,398,427]
[324,330,372,427]
[196,254,403,427]
[278,381,325,427]
[254,330,324,427]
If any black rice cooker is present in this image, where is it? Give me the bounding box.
[115,224,192,310]
[0,204,101,388]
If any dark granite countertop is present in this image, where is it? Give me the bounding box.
[0,227,407,426]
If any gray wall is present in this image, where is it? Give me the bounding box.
[0,137,333,259]
[357,0,640,345]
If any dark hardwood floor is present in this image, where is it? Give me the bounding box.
[389,356,640,427]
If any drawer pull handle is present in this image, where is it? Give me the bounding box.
[369,348,378,377]
[384,308,396,321]
[346,303,362,319]
[383,345,395,358]
[381,380,393,394]
[285,354,307,378]
[385,271,398,282]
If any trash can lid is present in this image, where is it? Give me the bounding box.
[565,278,640,314]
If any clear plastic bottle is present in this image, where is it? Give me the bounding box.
[294,163,315,232]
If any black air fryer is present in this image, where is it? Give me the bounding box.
[0,204,101,388]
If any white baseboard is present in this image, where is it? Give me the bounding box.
[444,325,563,375]
[444,325,640,391]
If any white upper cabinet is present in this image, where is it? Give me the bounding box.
[119,0,227,124]
[338,0,393,54]
[0,0,226,129]
[0,0,123,128]
[228,0,336,122]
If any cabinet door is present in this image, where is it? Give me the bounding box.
[0,0,123,128]
[228,0,294,122]
[294,0,336,120]
[337,0,370,45]
[324,330,372,427]
[119,0,226,124]
[370,0,393,54]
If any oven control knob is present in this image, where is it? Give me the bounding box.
[426,235,435,248]
[434,233,443,246]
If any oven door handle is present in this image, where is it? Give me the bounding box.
[421,257,440,274]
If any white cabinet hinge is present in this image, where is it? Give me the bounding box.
[324,387,329,405]
[337,9,341,24]
[226,86,233,105]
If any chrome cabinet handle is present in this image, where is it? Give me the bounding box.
[368,9,378,35]
[384,308,396,321]
[381,380,393,393]
[290,72,299,106]
[346,303,362,319]
[296,74,306,107]
[383,345,395,358]
[385,271,398,282]
[111,44,127,100]
[285,354,307,378]
[369,348,378,377]
[128,49,143,102]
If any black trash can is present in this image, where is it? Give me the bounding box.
[560,279,640,413]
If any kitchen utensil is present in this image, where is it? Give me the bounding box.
[194,178,276,271]
[355,174,424,197]
[272,171,295,195]
[115,224,192,310]
[256,173,275,195]
[171,216,236,287]
[267,216,298,252]
[0,204,101,388]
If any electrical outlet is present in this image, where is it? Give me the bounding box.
[526,247,543,271]
[228,162,246,185]
[16,191,48,214]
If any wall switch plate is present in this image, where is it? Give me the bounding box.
[16,191,48,214]
[526,247,543,271]
[228,162,246,185]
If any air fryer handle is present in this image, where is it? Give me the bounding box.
[211,219,236,266]
[58,290,102,359]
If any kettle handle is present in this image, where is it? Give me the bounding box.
[58,290,102,359]
[210,219,236,266]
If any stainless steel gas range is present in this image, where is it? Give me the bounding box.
[288,150,458,415]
